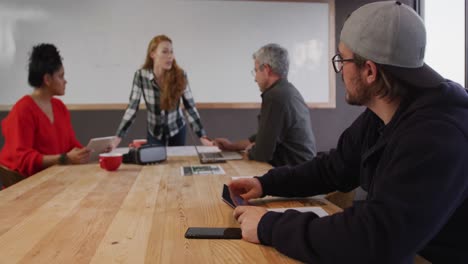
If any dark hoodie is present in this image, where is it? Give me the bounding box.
[257,80,468,264]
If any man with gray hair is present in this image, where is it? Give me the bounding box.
[229,2,468,263]
[214,43,316,166]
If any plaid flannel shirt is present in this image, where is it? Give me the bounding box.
[116,69,206,140]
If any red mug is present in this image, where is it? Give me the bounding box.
[99,153,123,171]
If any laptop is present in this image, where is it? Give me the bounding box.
[184,112,243,163]
[196,147,243,164]
[187,131,242,163]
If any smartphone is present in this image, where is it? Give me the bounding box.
[185,227,242,239]
[221,184,246,208]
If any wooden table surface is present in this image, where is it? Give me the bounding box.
[0,156,341,263]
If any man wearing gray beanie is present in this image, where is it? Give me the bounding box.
[230,1,468,263]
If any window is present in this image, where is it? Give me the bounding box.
[423,0,466,87]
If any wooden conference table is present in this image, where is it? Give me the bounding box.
[0,149,342,263]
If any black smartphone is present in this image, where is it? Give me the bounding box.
[184,227,242,239]
[221,184,246,208]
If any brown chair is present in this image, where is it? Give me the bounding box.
[0,165,24,189]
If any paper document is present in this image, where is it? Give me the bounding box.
[181,165,225,176]
[267,206,329,217]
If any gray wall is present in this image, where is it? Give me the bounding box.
[0,0,416,152]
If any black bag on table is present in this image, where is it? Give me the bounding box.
[123,144,167,165]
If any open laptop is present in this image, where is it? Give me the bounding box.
[196,147,243,164]
[187,130,242,163]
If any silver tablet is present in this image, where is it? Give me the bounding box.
[87,136,117,161]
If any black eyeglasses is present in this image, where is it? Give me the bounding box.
[331,54,356,73]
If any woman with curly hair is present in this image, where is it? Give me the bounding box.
[0,44,90,188]
[115,35,211,146]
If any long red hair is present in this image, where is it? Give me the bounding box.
[142,35,186,110]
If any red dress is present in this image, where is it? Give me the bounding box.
[0,96,82,177]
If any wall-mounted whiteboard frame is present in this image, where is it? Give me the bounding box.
[0,0,335,111]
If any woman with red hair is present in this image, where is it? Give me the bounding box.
[115,35,211,146]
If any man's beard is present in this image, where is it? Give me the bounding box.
[343,74,375,106]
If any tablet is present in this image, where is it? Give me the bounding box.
[221,184,246,208]
[87,136,117,161]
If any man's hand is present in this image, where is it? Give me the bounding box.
[229,178,263,201]
[245,142,255,152]
[213,138,234,151]
[233,206,268,243]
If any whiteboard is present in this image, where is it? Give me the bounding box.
[0,0,335,108]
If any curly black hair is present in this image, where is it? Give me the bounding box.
[27,43,63,88]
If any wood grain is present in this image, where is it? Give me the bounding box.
[0,156,341,263]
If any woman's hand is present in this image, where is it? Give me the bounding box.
[112,137,122,149]
[67,147,91,164]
